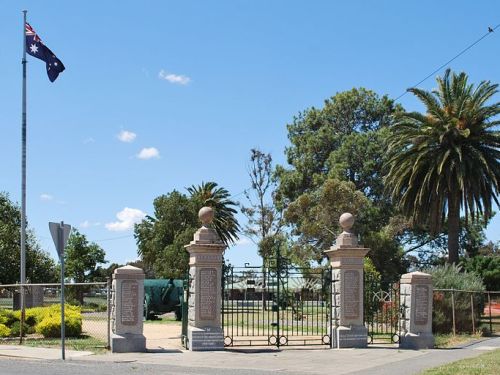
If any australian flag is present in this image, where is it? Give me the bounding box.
[25,23,65,82]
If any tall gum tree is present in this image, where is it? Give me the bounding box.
[276,88,407,280]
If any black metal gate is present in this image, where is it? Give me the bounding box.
[364,277,402,344]
[222,256,332,348]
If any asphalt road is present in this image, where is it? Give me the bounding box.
[1,337,499,375]
[0,358,305,375]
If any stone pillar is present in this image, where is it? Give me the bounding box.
[13,286,44,309]
[111,265,146,353]
[324,213,369,348]
[184,207,226,351]
[399,272,434,349]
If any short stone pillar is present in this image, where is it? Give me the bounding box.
[13,286,44,309]
[184,207,226,351]
[399,272,434,349]
[324,213,369,348]
[111,265,146,353]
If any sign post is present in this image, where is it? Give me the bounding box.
[49,221,71,360]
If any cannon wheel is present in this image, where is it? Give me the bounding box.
[175,307,182,321]
[144,296,153,320]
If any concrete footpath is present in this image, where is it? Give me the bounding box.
[0,337,499,375]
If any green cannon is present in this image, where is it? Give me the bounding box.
[143,278,184,320]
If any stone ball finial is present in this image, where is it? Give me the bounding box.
[339,212,355,232]
[199,206,214,226]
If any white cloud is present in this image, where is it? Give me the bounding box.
[83,137,95,144]
[105,207,146,232]
[80,220,101,229]
[40,193,53,201]
[158,69,191,85]
[137,147,160,160]
[117,130,137,143]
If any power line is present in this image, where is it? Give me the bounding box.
[394,24,500,101]
[94,234,134,242]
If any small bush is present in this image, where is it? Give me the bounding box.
[35,304,82,338]
[0,304,83,338]
[0,324,11,338]
[0,309,18,326]
[36,315,82,338]
[9,321,30,337]
[12,307,47,327]
[427,264,485,334]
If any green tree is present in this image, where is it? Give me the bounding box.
[135,183,240,278]
[188,181,240,246]
[135,191,198,279]
[284,178,370,263]
[241,149,284,263]
[276,88,399,205]
[0,192,57,284]
[385,69,500,264]
[91,263,123,281]
[65,229,106,304]
[276,89,407,280]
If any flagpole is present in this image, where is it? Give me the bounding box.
[20,9,27,344]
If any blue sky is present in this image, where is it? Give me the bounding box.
[1,1,500,268]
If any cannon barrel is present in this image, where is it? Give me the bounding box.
[144,278,184,320]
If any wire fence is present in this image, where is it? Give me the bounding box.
[0,282,110,350]
[433,289,500,336]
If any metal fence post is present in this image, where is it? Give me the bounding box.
[470,293,475,333]
[488,292,492,334]
[451,290,456,336]
[106,277,111,349]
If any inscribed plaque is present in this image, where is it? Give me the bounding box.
[121,280,138,326]
[343,270,360,319]
[414,285,429,325]
[199,268,217,320]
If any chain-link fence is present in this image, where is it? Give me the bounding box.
[433,289,500,335]
[0,282,110,350]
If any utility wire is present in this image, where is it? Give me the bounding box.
[394,24,500,101]
[48,26,500,246]
[94,234,134,242]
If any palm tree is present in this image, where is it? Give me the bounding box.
[188,181,240,246]
[385,69,500,264]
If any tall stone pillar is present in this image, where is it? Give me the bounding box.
[111,265,146,353]
[324,213,369,348]
[399,272,434,349]
[184,207,226,351]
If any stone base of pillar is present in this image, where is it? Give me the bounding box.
[187,326,224,351]
[399,332,434,350]
[334,325,368,348]
[111,333,146,353]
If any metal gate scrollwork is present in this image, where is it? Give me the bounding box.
[222,252,332,347]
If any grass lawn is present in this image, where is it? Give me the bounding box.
[421,349,500,375]
[434,333,483,348]
[22,336,108,354]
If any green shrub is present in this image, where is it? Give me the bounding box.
[36,315,82,338]
[12,307,47,327]
[0,305,83,338]
[427,264,485,334]
[9,321,30,337]
[0,309,18,326]
[35,304,82,338]
[463,256,500,291]
[0,324,11,338]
